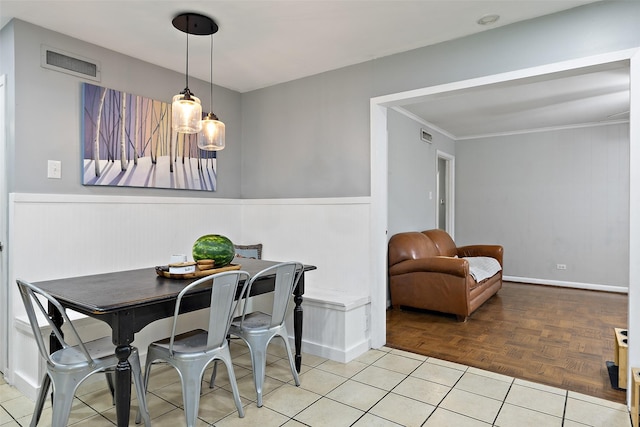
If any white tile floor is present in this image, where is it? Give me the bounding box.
[0,341,633,427]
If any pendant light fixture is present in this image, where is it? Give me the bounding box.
[198,32,225,151]
[171,13,217,134]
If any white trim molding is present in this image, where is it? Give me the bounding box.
[504,275,628,294]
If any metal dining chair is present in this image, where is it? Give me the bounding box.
[138,270,249,426]
[225,261,303,407]
[16,279,151,427]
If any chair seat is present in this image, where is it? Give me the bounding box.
[231,311,272,331]
[51,336,118,366]
[150,329,225,354]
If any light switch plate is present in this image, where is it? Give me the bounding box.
[47,160,61,179]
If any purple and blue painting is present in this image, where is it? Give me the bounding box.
[82,83,217,191]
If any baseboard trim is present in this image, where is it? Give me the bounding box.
[9,370,40,401]
[504,275,628,294]
[301,337,370,364]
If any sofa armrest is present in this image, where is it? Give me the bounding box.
[457,245,503,266]
[388,256,469,278]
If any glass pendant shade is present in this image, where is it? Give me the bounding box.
[198,113,225,150]
[172,92,202,134]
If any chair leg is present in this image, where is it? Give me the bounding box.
[209,361,218,389]
[209,335,232,388]
[178,365,205,427]
[129,353,151,427]
[49,377,76,427]
[135,358,155,425]
[247,344,267,407]
[218,351,244,418]
[31,374,51,427]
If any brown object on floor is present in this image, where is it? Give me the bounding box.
[631,368,640,427]
[614,328,629,389]
[388,229,503,321]
[386,281,628,403]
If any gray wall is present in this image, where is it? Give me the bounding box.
[4,2,639,201]
[239,63,375,198]
[2,19,243,198]
[456,124,630,287]
[239,1,640,199]
[387,109,455,238]
[235,0,638,287]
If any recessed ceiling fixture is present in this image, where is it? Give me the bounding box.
[171,13,218,134]
[198,31,225,151]
[477,14,500,26]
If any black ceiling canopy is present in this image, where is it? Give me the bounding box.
[172,12,218,36]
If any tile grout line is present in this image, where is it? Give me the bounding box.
[491,377,515,426]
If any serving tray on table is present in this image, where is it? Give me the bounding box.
[155,263,241,279]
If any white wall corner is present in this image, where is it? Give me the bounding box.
[293,290,371,363]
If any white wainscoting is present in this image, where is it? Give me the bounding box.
[298,290,371,362]
[7,193,373,398]
[240,198,373,362]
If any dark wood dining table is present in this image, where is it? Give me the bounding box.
[34,258,316,427]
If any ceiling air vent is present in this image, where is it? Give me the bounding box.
[420,128,433,143]
[41,45,101,81]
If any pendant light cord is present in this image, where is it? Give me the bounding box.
[209,34,214,112]
[185,15,190,89]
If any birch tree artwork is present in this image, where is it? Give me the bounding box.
[82,83,218,191]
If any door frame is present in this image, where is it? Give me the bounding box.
[370,48,639,353]
[0,74,7,375]
[436,150,455,239]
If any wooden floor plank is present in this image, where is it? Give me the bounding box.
[386,281,627,403]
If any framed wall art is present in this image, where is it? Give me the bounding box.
[82,83,218,191]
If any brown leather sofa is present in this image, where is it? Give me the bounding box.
[388,229,503,322]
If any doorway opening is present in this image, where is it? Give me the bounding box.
[436,151,454,238]
[370,49,638,354]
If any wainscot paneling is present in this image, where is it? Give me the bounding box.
[6,193,373,398]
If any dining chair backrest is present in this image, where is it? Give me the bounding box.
[234,243,263,260]
[168,270,250,355]
[17,279,93,367]
[238,262,303,329]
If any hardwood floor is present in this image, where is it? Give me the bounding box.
[386,281,628,403]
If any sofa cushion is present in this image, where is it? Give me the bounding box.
[388,232,440,266]
[422,229,457,257]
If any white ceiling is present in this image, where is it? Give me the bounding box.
[1,0,628,138]
[400,60,630,139]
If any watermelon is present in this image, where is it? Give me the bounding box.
[192,234,235,267]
